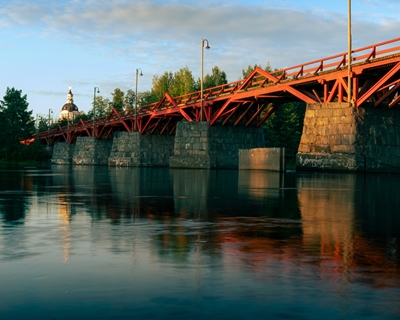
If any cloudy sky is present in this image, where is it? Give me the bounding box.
[1,0,399,119]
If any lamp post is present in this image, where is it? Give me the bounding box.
[200,38,210,122]
[348,0,352,107]
[93,87,100,136]
[135,68,143,132]
[48,108,53,137]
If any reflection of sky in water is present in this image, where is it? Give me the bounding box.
[0,167,399,319]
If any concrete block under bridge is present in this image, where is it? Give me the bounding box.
[169,122,265,169]
[296,102,400,173]
[239,148,285,172]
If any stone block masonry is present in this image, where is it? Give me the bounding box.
[72,137,113,165]
[170,122,265,169]
[51,142,75,165]
[108,132,174,167]
[297,102,400,173]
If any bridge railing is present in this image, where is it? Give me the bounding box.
[38,37,400,139]
[135,37,400,112]
[272,37,400,80]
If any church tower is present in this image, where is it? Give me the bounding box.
[60,87,80,120]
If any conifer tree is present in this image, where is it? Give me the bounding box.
[0,87,35,161]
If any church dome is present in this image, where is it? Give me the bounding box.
[61,103,79,112]
[60,86,80,119]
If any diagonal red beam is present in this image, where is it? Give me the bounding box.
[257,104,280,127]
[160,118,173,135]
[222,104,241,126]
[326,80,339,103]
[239,67,280,91]
[389,95,400,108]
[375,82,400,107]
[79,118,91,136]
[179,108,193,122]
[111,108,131,132]
[149,118,162,134]
[282,85,317,103]
[141,116,154,133]
[210,98,233,126]
[245,103,268,127]
[234,103,253,126]
[356,61,400,108]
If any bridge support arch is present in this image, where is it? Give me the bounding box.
[296,102,400,173]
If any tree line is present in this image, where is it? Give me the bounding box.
[0,63,305,163]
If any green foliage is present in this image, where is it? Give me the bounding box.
[242,65,258,79]
[0,87,35,161]
[151,71,174,101]
[124,89,136,111]
[140,90,158,105]
[150,67,204,100]
[87,96,111,118]
[170,67,196,97]
[37,116,49,132]
[242,63,272,79]
[53,118,68,129]
[72,112,90,123]
[201,66,228,89]
[19,140,51,163]
[263,102,306,157]
[111,88,124,112]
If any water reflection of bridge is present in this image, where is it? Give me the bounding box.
[46,167,400,289]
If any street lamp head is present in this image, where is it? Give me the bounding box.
[203,39,210,50]
[140,70,143,77]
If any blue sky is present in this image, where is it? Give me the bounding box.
[1,0,399,119]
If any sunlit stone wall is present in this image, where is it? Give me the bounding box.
[297,102,400,172]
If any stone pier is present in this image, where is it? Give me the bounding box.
[52,142,75,165]
[108,132,174,167]
[170,122,265,169]
[72,137,113,165]
[296,102,400,173]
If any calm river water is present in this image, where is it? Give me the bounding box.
[0,166,399,319]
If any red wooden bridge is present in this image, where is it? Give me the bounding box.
[38,37,400,145]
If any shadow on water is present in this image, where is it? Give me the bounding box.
[0,169,32,223]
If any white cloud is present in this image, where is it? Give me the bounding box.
[1,0,400,115]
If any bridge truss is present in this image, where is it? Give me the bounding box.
[38,37,400,145]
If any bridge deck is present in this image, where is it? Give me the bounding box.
[38,37,400,144]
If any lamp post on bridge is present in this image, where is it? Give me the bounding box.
[348,0,353,107]
[48,109,53,138]
[93,87,100,137]
[200,39,210,122]
[135,68,143,132]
